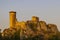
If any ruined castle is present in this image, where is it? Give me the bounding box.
[2,11,59,39]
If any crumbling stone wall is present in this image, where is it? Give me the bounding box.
[2,11,59,40]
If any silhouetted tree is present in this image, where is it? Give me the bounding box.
[0,29,2,40]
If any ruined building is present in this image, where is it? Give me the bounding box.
[9,11,58,36]
[2,11,59,39]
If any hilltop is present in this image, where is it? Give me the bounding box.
[0,11,59,40]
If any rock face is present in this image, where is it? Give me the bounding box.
[47,24,58,35]
[2,11,59,40]
[39,21,47,31]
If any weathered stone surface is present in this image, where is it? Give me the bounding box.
[1,11,59,40]
[47,24,58,35]
[39,21,47,32]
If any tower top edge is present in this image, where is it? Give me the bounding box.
[9,11,16,13]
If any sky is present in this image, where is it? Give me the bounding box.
[0,0,60,31]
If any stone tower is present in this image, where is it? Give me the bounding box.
[32,16,39,22]
[9,11,16,28]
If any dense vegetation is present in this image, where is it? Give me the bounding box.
[0,29,60,40]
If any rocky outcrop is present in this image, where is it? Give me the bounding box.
[1,11,59,40]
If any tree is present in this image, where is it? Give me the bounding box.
[0,29,2,40]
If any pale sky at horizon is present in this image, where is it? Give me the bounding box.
[0,0,60,31]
